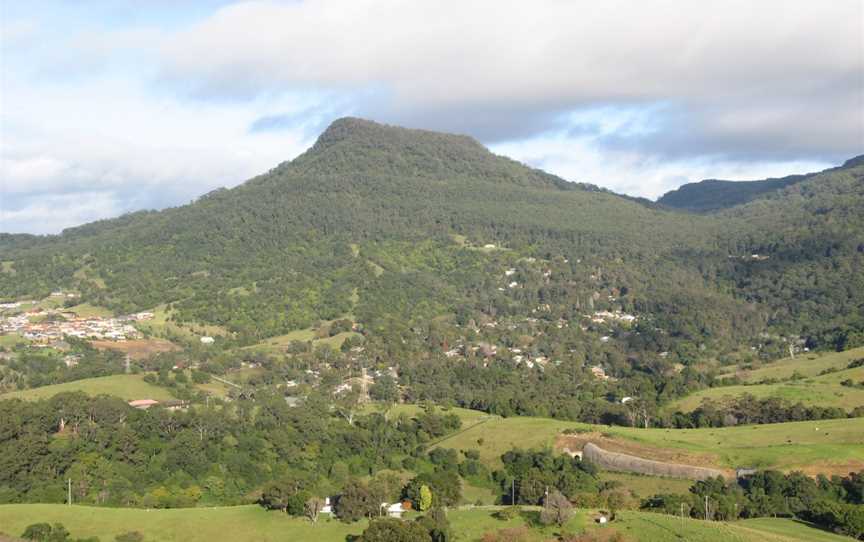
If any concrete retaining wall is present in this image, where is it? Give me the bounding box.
[581,442,724,480]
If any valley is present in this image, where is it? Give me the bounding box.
[1,119,862,541]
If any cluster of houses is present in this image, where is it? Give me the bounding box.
[586,310,637,325]
[0,306,154,343]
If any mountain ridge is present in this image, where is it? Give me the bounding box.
[658,154,864,213]
[1,118,862,353]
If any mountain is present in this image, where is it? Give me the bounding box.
[657,155,864,213]
[1,118,862,353]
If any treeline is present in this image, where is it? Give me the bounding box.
[668,394,862,428]
[644,470,864,539]
[0,338,125,393]
[0,392,461,508]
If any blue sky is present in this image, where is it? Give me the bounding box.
[1,0,862,234]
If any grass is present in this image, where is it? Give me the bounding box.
[668,365,864,412]
[0,505,585,542]
[0,333,27,348]
[135,305,229,343]
[0,505,847,542]
[600,472,694,499]
[735,518,855,542]
[720,347,864,383]
[66,303,114,318]
[241,319,361,354]
[461,481,498,505]
[602,511,852,542]
[0,374,175,402]
[424,406,864,473]
[0,504,364,542]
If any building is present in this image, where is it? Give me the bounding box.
[128,399,160,410]
[382,502,408,518]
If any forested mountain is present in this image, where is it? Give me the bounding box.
[658,155,864,213]
[1,118,862,354]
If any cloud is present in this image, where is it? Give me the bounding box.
[156,0,863,160]
[2,1,860,234]
[491,134,834,200]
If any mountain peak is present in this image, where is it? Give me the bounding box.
[310,117,485,155]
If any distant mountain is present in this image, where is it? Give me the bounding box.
[1,118,862,353]
[657,155,864,213]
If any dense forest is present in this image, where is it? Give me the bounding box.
[2,118,862,361]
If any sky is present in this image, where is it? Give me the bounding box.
[1,1,862,234]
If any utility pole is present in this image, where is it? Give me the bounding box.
[511,479,515,506]
[67,478,72,506]
[680,502,684,521]
[704,495,709,521]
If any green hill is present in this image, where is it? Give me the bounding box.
[0,375,174,402]
[0,504,849,542]
[420,405,864,474]
[721,346,864,383]
[657,155,864,213]
[2,118,862,355]
[668,347,864,412]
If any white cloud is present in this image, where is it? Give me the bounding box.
[1,1,860,233]
[158,0,863,155]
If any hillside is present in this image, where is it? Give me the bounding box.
[396,404,864,475]
[658,174,810,212]
[0,504,850,542]
[0,374,175,402]
[668,347,864,412]
[657,155,864,213]
[1,118,863,355]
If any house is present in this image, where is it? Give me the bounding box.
[128,399,160,410]
[590,366,608,380]
[320,497,333,515]
[162,400,189,412]
[382,502,407,518]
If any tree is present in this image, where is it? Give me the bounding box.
[540,490,573,527]
[358,517,432,542]
[419,485,433,512]
[418,506,452,542]
[606,491,627,519]
[369,375,399,403]
[334,385,362,426]
[22,523,70,542]
[304,496,324,524]
[336,480,378,522]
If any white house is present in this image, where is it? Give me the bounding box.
[320,497,333,515]
[382,502,406,518]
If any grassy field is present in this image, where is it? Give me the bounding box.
[135,305,229,343]
[422,405,864,475]
[600,472,694,499]
[720,347,864,383]
[735,518,855,542]
[0,333,27,348]
[0,375,175,402]
[0,505,847,542]
[606,511,855,542]
[242,321,362,354]
[66,303,114,318]
[669,365,864,412]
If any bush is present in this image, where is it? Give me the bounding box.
[115,532,144,542]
